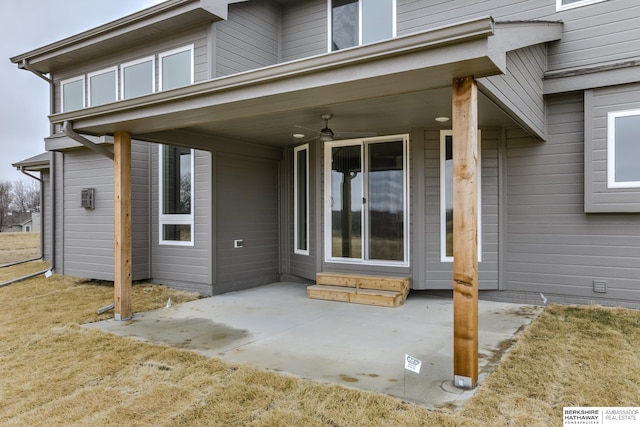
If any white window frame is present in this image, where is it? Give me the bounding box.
[294,144,310,256]
[327,0,397,52]
[120,55,156,99]
[87,66,118,107]
[556,0,607,11]
[607,109,640,189]
[323,134,410,267]
[158,44,194,91]
[159,145,195,246]
[60,75,85,112]
[440,130,482,263]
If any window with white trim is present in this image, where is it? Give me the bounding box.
[159,45,194,91]
[329,0,396,51]
[607,109,640,188]
[88,67,118,107]
[121,56,155,99]
[440,130,482,262]
[159,145,194,246]
[61,76,85,112]
[294,144,310,255]
[324,135,409,266]
[556,0,607,11]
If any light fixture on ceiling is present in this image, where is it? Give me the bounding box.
[435,116,450,123]
[293,133,305,139]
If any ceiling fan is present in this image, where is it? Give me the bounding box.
[295,113,377,142]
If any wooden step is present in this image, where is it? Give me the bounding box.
[307,285,407,308]
[308,273,411,308]
[315,272,410,293]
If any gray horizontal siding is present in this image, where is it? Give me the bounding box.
[59,144,150,281]
[396,0,640,74]
[280,0,327,62]
[151,147,212,294]
[131,141,151,280]
[422,129,499,290]
[585,82,640,212]
[214,1,280,77]
[504,93,640,302]
[547,1,640,71]
[480,45,546,139]
[216,153,281,292]
[62,150,114,280]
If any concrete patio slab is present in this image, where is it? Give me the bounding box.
[85,282,542,409]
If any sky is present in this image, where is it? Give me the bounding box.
[0,0,166,184]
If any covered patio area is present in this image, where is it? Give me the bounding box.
[86,282,541,408]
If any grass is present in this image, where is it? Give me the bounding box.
[1,233,639,425]
[0,272,455,426]
[0,232,41,265]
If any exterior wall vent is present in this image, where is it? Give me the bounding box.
[81,188,95,209]
[593,280,607,293]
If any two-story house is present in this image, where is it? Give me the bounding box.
[10,0,640,313]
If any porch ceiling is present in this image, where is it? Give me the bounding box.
[49,17,562,149]
[138,88,513,149]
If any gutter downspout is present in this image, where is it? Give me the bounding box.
[63,121,114,160]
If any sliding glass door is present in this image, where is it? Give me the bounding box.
[325,135,409,266]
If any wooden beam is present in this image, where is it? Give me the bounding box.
[452,76,479,389]
[113,131,132,321]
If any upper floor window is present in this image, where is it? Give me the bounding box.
[607,109,640,188]
[121,56,155,99]
[59,45,193,113]
[88,67,118,107]
[61,76,84,112]
[556,0,607,11]
[329,0,396,51]
[159,45,194,91]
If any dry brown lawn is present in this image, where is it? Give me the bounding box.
[1,233,639,426]
[0,232,41,265]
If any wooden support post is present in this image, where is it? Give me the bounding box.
[452,76,479,389]
[113,131,132,321]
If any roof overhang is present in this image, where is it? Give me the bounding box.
[10,0,226,74]
[12,152,51,172]
[46,17,562,145]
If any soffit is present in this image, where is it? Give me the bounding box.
[11,152,51,171]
